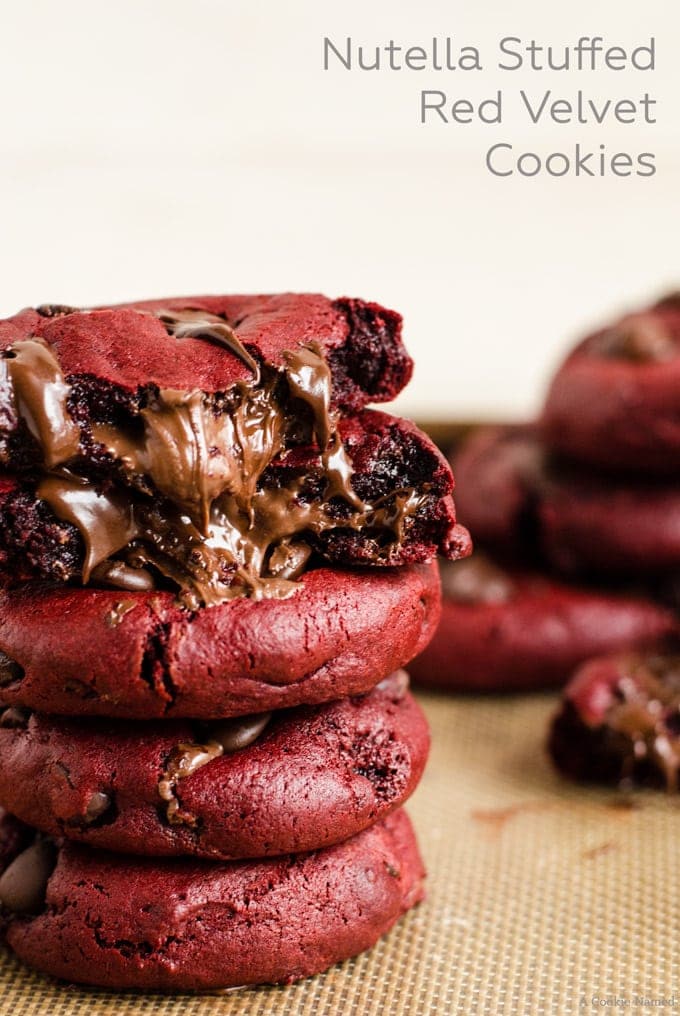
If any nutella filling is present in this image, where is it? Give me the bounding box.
[0,309,426,606]
[91,561,155,593]
[36,472,139,583]
[83,791,112,824]
[1,339,80,467]
[601,656,680,791]
[158,712,273,825]
[159,308,261,381]
[104,599,138,628]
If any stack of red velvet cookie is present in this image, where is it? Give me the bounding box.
[411,295,680,694]
[0,295,469,990]
[543,294,680,789]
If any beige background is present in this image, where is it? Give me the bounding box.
[0,0,678,417]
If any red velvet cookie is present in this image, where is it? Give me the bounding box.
[450,424,680,581]
[549,653,680,789]
[451,424,542,557]
[542,297,680,475]
[0,672,428,859]
[3,294,411,416]
[0,809,424,991]
[409,555,678,692]
[539,471,680,577]
[0,562,440,718]
[0,296,469,608]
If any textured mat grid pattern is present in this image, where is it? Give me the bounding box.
[1,691,677,1015]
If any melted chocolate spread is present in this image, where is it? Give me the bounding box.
[0,340,80,468]
[0,310,426,606]
[600,656,680,791]
[158,712,273,825]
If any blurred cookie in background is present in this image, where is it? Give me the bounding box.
[409,553,678,693]
[549,653,680,790]
[542,294,680,475]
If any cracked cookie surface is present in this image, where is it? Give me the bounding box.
[0,562,440,718]
[1,808,425,991]
[0,672,429,858]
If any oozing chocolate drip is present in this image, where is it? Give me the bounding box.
[602,656,680,791]
[91,389,263,535]
[104,599,138,628]
[283,344,363,510]
[592,314,677,364]
[1,340,80,468]
[157,309,261,382]
[158,712,272,825]
[36,472,138,582]
[0,312,425,606]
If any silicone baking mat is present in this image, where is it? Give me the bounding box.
[1,690,677,1015]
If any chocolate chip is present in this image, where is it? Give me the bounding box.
[35,304,78,318]
[0,706,30,728]
[105,602,136,628]
[593,314,677,363]
[91,561,155,594]
[376,669,410,701]
[267,540,312,581]
[0,652,24,688]
[63,678,98,700]
[0,839,56,914]
[440,554,516,605]
[83,791,111,824]
[209,712,273,753]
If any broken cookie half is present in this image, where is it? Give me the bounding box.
[0,298,469,606]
